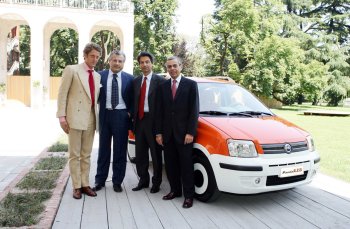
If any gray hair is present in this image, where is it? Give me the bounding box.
[166,56,182,65]
[109,49,126,61]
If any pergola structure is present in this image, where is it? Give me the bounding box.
[0,0,134,107]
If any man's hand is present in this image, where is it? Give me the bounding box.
[156,134,163,146]
[59,116,70,134]
[184,134,194,144]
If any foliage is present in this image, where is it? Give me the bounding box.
[50,28,78,76]
[0,192,51,227]
[35,157,68,170]
[91,30,120,71]
[16,171,60,190]
[47,135,68,152]
[133,0,178,75]
[0,83,6,93]
[19,25,31,75]
[201,0,350,106]
[243,35,305,104]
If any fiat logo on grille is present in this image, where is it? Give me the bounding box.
[284,144,292,153]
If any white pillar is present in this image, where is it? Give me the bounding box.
[30,21,45,108]
[120,18,134,74]
[0,28,8,84]
[78,25,90,63]
[43,27,53,106]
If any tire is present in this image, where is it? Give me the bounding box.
[193,154,221,202]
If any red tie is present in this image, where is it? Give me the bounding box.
[138,76,147,120]
[172,79,177,99]
[88,70,95,107]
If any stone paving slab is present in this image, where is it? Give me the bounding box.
[0,100,62,196]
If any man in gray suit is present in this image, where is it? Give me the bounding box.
[132,51,165,193]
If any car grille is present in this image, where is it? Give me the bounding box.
[262,141,308,154]
[266,171,308,186]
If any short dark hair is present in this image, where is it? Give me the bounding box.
[108,49,126,61]
[137,51,154,64]
[83,42,102,56]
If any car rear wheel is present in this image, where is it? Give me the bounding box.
[193,155,220,202]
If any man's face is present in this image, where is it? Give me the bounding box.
[166,59,182,79]
[109,54,125,73]
[84,49,100,69]
[139,56,153,76]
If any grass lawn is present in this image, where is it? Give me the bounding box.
[271,104,350,183]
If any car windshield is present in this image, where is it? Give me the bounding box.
[198,82,273,116]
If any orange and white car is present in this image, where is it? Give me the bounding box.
[128,77,320,202]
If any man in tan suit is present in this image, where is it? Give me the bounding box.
[57,42,101,199]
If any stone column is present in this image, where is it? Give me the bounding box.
[30,21,45,108]
[0,24,8,84]
[120,17,134,74]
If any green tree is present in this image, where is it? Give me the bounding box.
[91,30,120,71]
[50,28,78,76]
[133,0,178,75]
[19,25,31,75]
[243,35,305,104]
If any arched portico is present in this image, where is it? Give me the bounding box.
[0,0,134,107]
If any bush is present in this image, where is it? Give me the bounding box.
[0,192,51,227]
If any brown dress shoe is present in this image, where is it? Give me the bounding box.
[182,198,193,208]
[162,192,181,200]
[81,186,97,197]
[73,188,82,199]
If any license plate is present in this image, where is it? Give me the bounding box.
[279,166,304,178]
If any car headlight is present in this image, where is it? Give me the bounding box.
[227,139,258,158]
[306,136,315,152]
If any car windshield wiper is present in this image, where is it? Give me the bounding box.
[199,111,229,115]
[200,111,253,117]
[238,111,273,116]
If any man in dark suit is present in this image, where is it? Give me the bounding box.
[94,50,134,193]
[132,51,166,193]
[155,56,199,208]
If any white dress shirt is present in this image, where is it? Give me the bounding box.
[106,70,126,109]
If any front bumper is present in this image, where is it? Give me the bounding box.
[210,150,320,194]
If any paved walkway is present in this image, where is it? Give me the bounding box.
[0,100,62,195]
[53,145,350,229]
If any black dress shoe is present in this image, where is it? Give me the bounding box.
[162,192,181,200]
[182,198,193,208]
[93,183,105,191]
[132,183,148,191]
[113,184,123,192]
[150,185,160,193]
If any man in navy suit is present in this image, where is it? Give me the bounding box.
[156,56,199,208]
[132,51,166,193]
[94,50,134,193]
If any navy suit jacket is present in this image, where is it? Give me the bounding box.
[156,76,199,144]
[98,69,134,131]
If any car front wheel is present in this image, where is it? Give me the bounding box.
[193,155,220,202]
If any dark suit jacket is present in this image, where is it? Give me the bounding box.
[133,73,166,133]
[156,76,199,144]
[98,69,134,131]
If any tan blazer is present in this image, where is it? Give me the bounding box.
[56,63,101,131]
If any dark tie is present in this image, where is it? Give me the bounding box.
[111,73,119,109]
[172,79,177,99]
[88,70,95,107]
[138,76,147,120]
